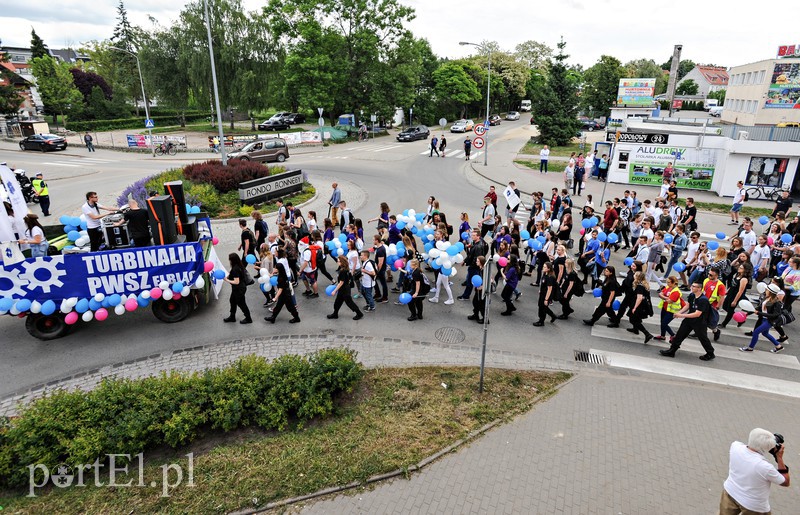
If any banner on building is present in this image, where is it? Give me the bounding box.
[126,135,187,148]
[207,132,322,149]
[616,78,657,107]
[765,63,800,109]
[619,145,718,190]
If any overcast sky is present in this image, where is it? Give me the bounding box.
[0,0,779,69]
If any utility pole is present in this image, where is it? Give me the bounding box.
[666,44,683,117]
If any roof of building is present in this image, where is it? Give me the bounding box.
[695,66,729,86]
[0,61,30,86]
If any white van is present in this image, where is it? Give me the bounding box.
[703,99,719,111]
[520,100,532,112]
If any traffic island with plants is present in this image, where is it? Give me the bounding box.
[0,355,570,514]
[117,159,315,218]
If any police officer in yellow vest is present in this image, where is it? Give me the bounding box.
[32,172,50,217]
[654,276,683,341]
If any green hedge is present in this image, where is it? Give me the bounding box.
[67,112,212,132]
[0,348,363,489]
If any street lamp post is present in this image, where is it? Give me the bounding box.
[460,41,490,166]
[109,46,155,157]
[203,0,228,165]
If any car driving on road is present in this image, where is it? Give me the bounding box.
[450,119,475,133]
[488,115,501,126]
[257,119,291,131]
[18,134,68,152]
[396,125,430,142]
[505,111,520,121]
[227,138,289,162]
[578,117,604,131]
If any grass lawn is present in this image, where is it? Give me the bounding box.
[514,159,559,172]
[0,367,569,514]
[519,141,589,157]
[690,200,773,218]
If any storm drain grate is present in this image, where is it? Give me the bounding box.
[573,350,606,365]
[435,327,466,344]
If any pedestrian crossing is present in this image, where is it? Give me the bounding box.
[417,149,484,160]
[42,157,116,168]
[343,144,403,153]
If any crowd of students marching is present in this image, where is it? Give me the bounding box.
[222,180,799,361]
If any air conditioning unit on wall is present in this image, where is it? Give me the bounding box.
[738,131,749,140]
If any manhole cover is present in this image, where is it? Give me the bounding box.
[574,350,605,365]
[435,327,466,344]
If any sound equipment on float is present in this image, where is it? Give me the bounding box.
[100,213,132,249]
[146,195,177,245]
[164,181,188,235]
[183,218,199,242]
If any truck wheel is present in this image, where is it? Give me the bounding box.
[151,297,193,323]
[26,313,71,341]
[277,154,286,163]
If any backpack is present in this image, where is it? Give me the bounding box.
[418,272,432,295]
[308,244,323,270]
[742,189,749,202]
[242,267,255,286]
[643,294,654,318]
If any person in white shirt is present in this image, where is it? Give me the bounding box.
[298,243,319,298]
[750,235,771,277]
[81,191,117,252]
[563,163,574,191]
[640,219,655,244]
[720,428,789,515]
[359,250,377,311]
[731,180,746,225]
[539,145,550,173]
[584,152,594,178]
[479,196,496,238]
[740,220,757,254]
[658,178,670,201]
[634,236,650,268]
[680,232,701,289]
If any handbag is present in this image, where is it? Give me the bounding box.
[565,238,574,249]
[243,268,255,286]
[779,308,795,326]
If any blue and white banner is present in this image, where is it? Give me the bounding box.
[0,243,205,302]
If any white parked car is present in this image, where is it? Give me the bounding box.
[506,111,520,121]
[450,119,475,132]
[709,106,724,117]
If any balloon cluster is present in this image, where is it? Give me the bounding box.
[59,214,90,248]
[257,267,279,293]
[325,233,350,257]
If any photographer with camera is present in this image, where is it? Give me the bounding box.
[720,428,790,514]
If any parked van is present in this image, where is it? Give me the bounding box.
[520,100,532,112]
[228,138,289,163]
[703,99,719,111]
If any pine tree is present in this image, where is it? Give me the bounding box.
[112,0,134,49]
[30,28,48,59]
[530,38,581,146]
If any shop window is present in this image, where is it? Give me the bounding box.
[746,157,789,187]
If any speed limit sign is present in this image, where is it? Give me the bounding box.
[472,136,485,149]
[474,124,486,136]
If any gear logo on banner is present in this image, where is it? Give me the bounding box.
[0,256,68,298]
[0,266,28,298]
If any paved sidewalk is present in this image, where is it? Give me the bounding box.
[298,372,800,514]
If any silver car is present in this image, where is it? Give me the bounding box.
[505,111,520,121]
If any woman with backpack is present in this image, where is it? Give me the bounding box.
[293,208,310,240]
[223,253,252,324]
[407,259,428,321]
[533,261,559,326]
[327,255,364,321]
[558,258,582,319]
[583,266,620,327]
[626,272,654,344]
[500,255,521,316]
[739,284,785,353]
[654,276,682,341]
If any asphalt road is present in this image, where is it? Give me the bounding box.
[1,122,797,401]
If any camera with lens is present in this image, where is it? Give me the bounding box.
[769,433,784,458]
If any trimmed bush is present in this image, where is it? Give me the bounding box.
[67,112,211,132]
[183,159,271,193]
[0,348,363,489]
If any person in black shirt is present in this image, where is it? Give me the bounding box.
[116,199,151,247]
[613,261,643,326]
[626,272,654,343]
[239,219,256,265]
[659,282,715,360]
[583,266,620,326]
[407,258,426,321]
[533,261,559,326]
[265,248,301,324]
[772,190,792,218]
[327,256,364,320]
[223,253,252,324]
[682,197,698,232]
[251,210,268,250]
[468,255,487,323]
[558,258,581,319]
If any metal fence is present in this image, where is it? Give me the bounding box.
[720,125,800,142]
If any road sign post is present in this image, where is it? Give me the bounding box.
[472,136,485,149]
[473,124,486,137]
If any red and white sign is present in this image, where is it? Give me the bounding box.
[473,124,486,136]
[777,45,800,58]
[472,136,485,149]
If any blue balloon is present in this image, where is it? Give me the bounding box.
[716,232,727,240]
[41,300,56,316]
[597,232,607,242]
[399,292,412,304]
[406,261,412,272]
[532,240,543,251]
[410,226,419,234]
[396,221,406,230]
[326,241,336,251]
[172,282,184,293]
[781,233,792,244]
[624,257,634,266]
[446,246,459,256]
[214,270,226,280]
[536,236,546,245]
[79,221,87,230]
[387,255,398,265]
[63,225,77,234]
[137,296,149,307]
[402,209,410,217]
[707,241,719,250]
[0,298,13,311]
[759,216,770,225]
[673,262,686,273]
[581,219,592,229]
[270,276,278,286]
[67,231,81,241]
[59,215,70,225]
[185,204,192,214]
[246,254,257,264]
[101,298,111,308]
[338,233,347,242]
[424,242,434,252]
[108,294,121,307]
[612,300,621,310]
[71,217,82,227]
[593,288,602,298]
[15,299,32,312]
[593,217,602,227]
[89,298,102,311]
[471,275,483,288]
[607,233,619,244]
[520,230,531,240]
[326,284,337,296]
[455,242,465,252]
[527,238,536,248]
[191,205,201,214]
[461,231,469,240]
[431,259,442,270]
[75,298,90,313]
[415,213,425,222]
[441,266,453,276]
[664,234,674,244]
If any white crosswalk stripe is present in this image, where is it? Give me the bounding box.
[369,145,402,152]
[79,158,116,163]
[42,162,80,167]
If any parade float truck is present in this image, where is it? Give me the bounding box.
[0,177,226,340]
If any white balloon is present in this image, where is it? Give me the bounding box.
[429,249,441,258]
[79,214,87,222]
[435,241,447,251]
[60,301,70,313]
[334,240,342,248]
[163,289,174,300]
[450,267,458,277]
[421,253,428,260]
[67,297,78,308]
[435,257,443,266]
[738,299,756,313]
[258,276,268,284]
[94,293,105,302]
[262,281,273,292]
[756,282,767,294]
[408,209,416,218]
[141,290,151,299]
[426,234,434,241]
[521,240,529,248]
[30,301,42,314]
[159,280,169,290]
[388,244,397,256]
[442,261,453,270]
[260,268,269,277]
[336,248,344,256]
[79,230,88,237]
[493,254,501,263]
[10,306,20,315]
[114,304,126,315]
[82,311,94,322]
[181,286,190,296]
[453,254,464,264]
[195,277,205,289]
[551,220,560,232]
[441,241,451,249]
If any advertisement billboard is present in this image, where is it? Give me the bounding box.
[765,62,800,109]
[618,145,718,190]
[616,78,656,107]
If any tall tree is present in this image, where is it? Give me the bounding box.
[530,39,580,146]
[112,0,135,48]
[707,88,726,105]
[514,40,552,70]
[624,58,667,95]
[0,45,25,116]
[110,0,144,115]
[30,29,48,59]
[582,55,624,117]
[432,62,481,119]
[138,25,193,126]
[30,56,83,125]
[676,79,699,95]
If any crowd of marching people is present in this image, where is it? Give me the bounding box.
[225,180,798,361]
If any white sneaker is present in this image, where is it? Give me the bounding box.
[429,288,437,294]
[444,299,454,305]
[428,297,439,303]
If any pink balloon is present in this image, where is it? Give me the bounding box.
[580,228,586,235]
[124,299,138,312]
[767,237,774,246]
[173,292,181,300]
[95,308,108,321]
[396,259,405,269]
[203,261,214,273]
[498,257,508,267]
[733,312,747,323]
[212,237,220,245]
[65,311,79,325]
[150,287,163,299]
